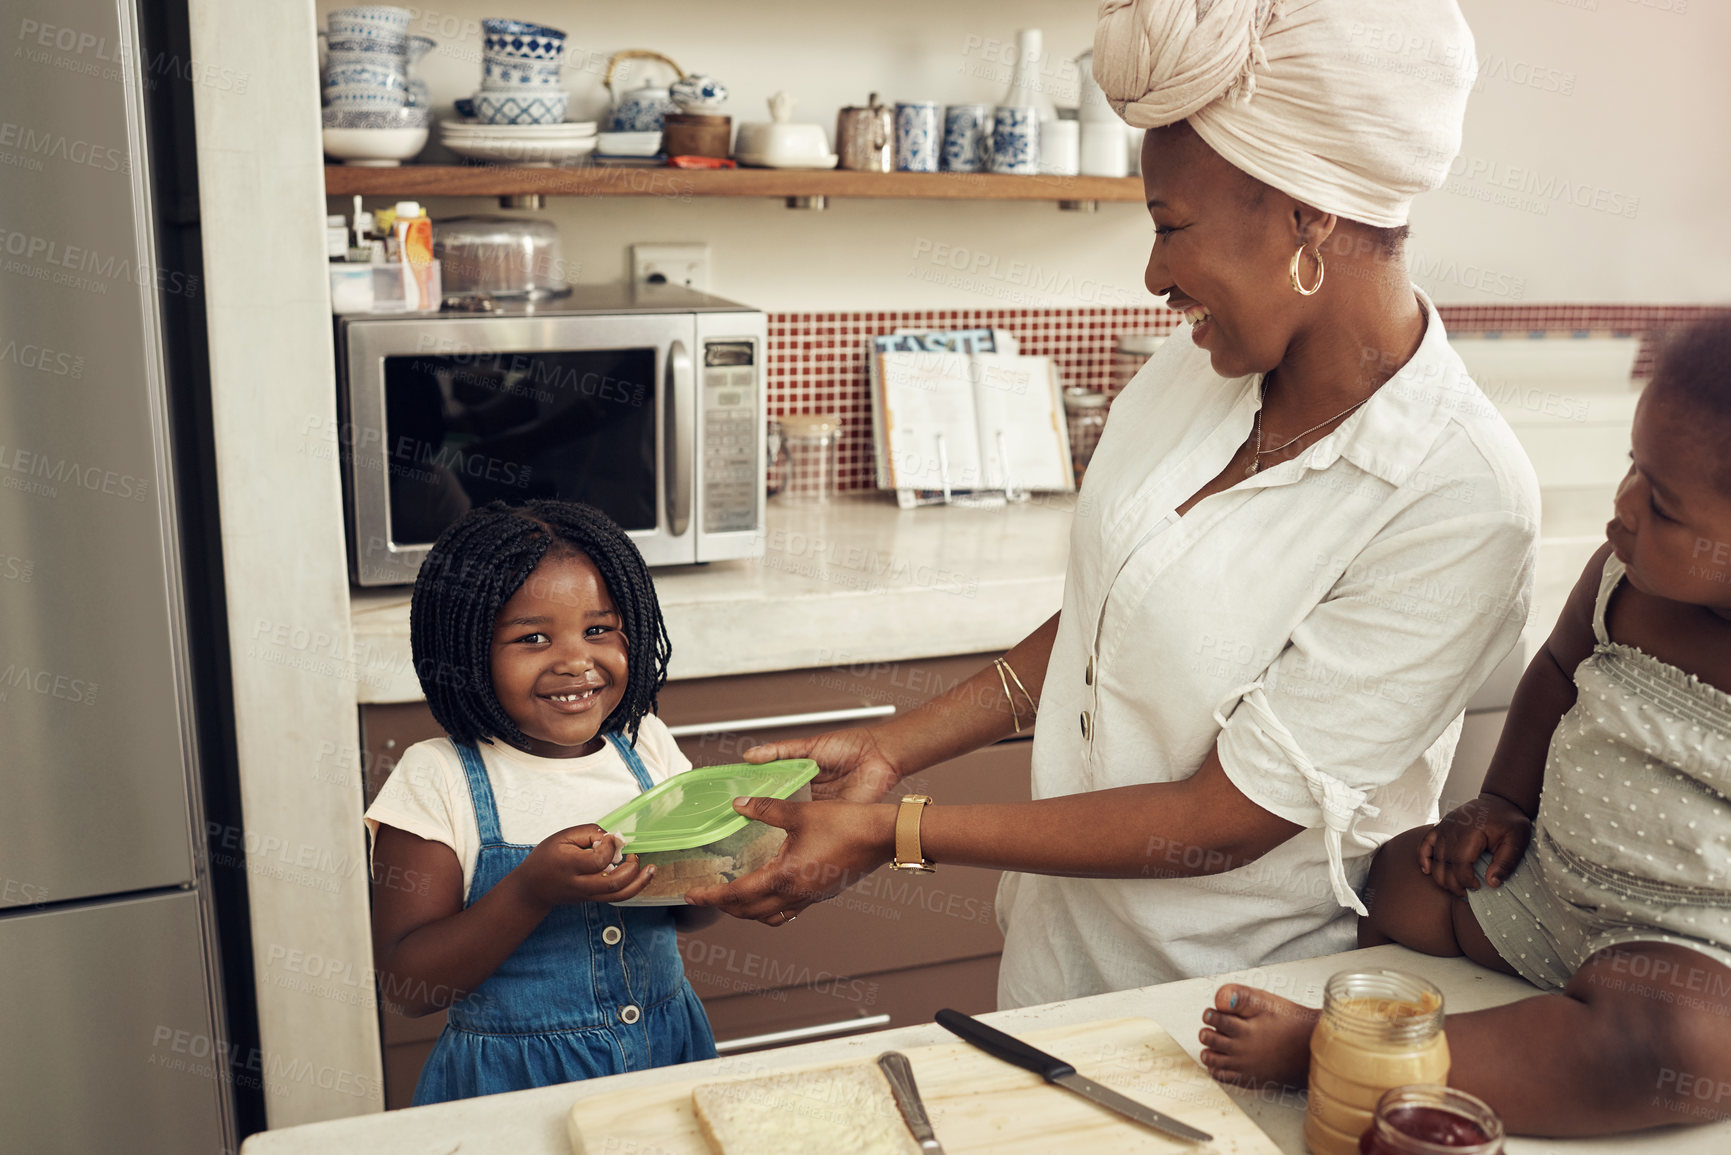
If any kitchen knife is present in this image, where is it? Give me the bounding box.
[876,1051,944,1155]
[934,1009,1213,1144]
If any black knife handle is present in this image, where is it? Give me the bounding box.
[935,1008,1075,1082]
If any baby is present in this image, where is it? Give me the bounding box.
[1199,317,1731,1137]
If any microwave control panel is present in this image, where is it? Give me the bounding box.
[701,339,759,534]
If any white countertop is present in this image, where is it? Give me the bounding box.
[238,943,1731,1154]
[350,493,1075,702]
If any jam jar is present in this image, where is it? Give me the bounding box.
[1359,1084,1504,1154]
[1305,970,1450,1155]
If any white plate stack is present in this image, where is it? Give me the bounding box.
[439,119,599,165]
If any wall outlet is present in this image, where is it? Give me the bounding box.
[632,243,710,291]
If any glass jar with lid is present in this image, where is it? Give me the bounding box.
[1110,332,1166,398]
[1305,970,1451,1155]
[776,413,841,505]
[1062,387,1110,485]
[1359,1085,1504,1155]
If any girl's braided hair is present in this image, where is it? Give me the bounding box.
[409,500,670,748]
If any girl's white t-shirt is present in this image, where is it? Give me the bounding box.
[364,715,691,895]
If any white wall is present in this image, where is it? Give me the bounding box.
[322,0,1731,310]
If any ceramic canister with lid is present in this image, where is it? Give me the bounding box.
[776,413,842,505]
[1305,970,1451,1155]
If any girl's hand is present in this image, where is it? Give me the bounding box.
[684,798,897,924]
[517,824,656,907]
[744,727,906,803]
[1418,793,1532,897]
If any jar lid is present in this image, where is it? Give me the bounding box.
[1063,387,1110,411]
[779,413,841,437]
[1115,333,1167,355]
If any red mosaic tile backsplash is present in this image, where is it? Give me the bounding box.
[768,304,1731,492]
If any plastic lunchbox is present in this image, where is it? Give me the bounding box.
[597,759,820,906]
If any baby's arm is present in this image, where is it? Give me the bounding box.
[371,822,654,1016]
[1420,544,1610,894]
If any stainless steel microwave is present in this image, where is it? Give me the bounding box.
[336,285,766,585]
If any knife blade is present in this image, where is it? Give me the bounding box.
[934,1008,1213,1144]
[876,1051,945,1155]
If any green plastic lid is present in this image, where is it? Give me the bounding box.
[596,759,820,853]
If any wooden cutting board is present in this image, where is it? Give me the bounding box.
[567,1017,1282,1154]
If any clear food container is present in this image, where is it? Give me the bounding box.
[597,759,820,905]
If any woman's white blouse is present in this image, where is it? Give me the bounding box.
[997,293,1540,1008]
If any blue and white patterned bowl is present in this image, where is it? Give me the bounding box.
[482,55,563,88]
[481,19,566,61]
[327,6,412,42]
[325,36,407,75]
[473,89,568,126]
[324,62,410,109]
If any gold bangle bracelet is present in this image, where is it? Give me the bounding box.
[993,658,1022,733]
[999,656,1036,715]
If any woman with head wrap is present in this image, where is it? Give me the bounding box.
[693,0,1537,1045]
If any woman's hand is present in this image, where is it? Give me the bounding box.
[684,798,897,924]
[517,824,656,906]
[744,727,906,803]
[1418,793,1532,896]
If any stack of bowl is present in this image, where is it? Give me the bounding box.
[473,19,568,125]
[320,6,430,165]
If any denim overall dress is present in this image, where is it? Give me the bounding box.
[411,733,717,1105]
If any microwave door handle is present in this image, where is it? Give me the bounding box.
[666,339,694,536]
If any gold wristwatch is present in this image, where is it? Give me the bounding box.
[891,794,935,873]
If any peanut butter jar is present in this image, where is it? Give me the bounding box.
[1304,970,1450,1155]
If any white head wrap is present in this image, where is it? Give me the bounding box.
[1094,0,1477,227]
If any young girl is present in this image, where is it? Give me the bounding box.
[366,499,716,1105]
[1197,317,1731,1135]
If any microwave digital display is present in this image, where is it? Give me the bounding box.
[381,346,658,544]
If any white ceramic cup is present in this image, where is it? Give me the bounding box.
[1080,119,1128,178]
[1039,118,1080,176]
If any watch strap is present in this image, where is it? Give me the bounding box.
[894,794,934,873]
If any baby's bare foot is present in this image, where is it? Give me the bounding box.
[1198,983,1319,1090]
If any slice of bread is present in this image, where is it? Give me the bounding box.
[692,1061,923,1155]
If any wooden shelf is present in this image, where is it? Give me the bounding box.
[322,164,1143,204]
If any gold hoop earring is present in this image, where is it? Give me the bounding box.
[1289,245,1325,296]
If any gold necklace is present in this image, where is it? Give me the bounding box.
[1245,385,1373,477]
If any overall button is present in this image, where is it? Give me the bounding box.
[619,1004,641,1025]
[602,925,623,946]
[1085,656,1094,685]
[1079,711,1092,741]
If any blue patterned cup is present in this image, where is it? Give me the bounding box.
[942,104,992,173]
[323,61,409,109]
[895,101,940,173]
[481,19,566,61]
[326,6,412,42]
[990,106,1040,175]
[473,89,569,125]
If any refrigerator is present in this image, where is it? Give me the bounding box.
[0,0,242,1149]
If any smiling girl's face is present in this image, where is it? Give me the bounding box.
[1608,381,1731,616]
[490,551,630,758]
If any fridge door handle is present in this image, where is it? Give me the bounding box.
[667,339,694,537]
